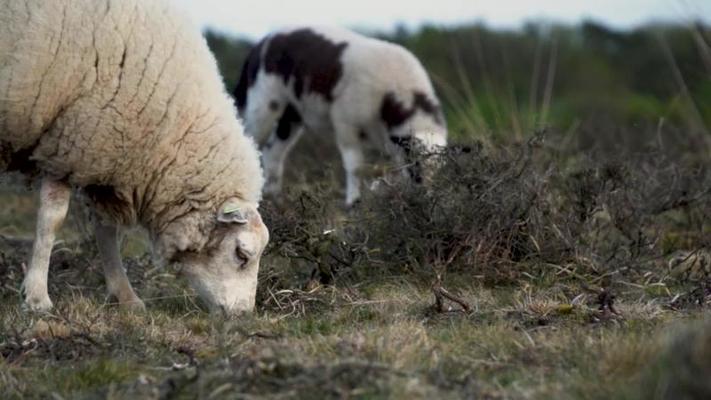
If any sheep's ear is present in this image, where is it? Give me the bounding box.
[217,201,248,224]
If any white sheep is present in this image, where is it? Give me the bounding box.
[0,0,269,314]
[234,26,448,206]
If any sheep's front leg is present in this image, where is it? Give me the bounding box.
[335,124,365,207]
[22,179,71,312]
[94,222,145,310]
[262,126,305,196]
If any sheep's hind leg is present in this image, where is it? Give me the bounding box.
[22,179,71,312]
[262,104,304,197]
[95,222,145,310]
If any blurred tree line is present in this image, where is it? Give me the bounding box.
[205,21,711,141]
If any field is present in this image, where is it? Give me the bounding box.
[1,16,711,400]
[1,130,710,399]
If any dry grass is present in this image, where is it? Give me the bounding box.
[0,264,701,399]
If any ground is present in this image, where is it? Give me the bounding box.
[1,138,710,399]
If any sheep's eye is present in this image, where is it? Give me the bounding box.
[235,247,249,268]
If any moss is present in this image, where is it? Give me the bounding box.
[42,359,140,396]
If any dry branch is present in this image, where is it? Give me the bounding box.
[432,278,471,313]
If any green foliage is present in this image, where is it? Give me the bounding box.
[204,29,252,91]
[52,359,139,394]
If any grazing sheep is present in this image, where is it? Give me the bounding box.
[0,0,268,314]
[234,26,447,206]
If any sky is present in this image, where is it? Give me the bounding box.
[173,0,711,39]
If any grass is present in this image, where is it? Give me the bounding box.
[0,249,706,399]
[1,134,710,399]
[0,264,704,399]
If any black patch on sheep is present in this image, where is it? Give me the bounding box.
[413,91,445,126]
[234,40,265,113]
[381,93,413,130]
[262,29,348,100]
[380,91,445,130]
[275,104,302,141]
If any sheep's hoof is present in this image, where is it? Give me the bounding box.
[22,295,54,313]
[108,292,146,312]
[120,298,146,312]
[345,198,361,211]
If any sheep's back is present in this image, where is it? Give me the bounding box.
[1,1,101,152]
[0,0,231,186]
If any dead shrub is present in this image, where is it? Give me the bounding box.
[258,130,711,304]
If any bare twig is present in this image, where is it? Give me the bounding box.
[432,276,471,313]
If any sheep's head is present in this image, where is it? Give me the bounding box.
[386,128,447,186]
[384,99,447,184]
[170,198,269,315]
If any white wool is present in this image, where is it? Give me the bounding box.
[0,0,265,259]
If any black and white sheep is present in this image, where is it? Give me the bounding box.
[234,26,448,206]
[0,0,268,314]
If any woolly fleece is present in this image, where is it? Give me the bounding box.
[0,0,264,259]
